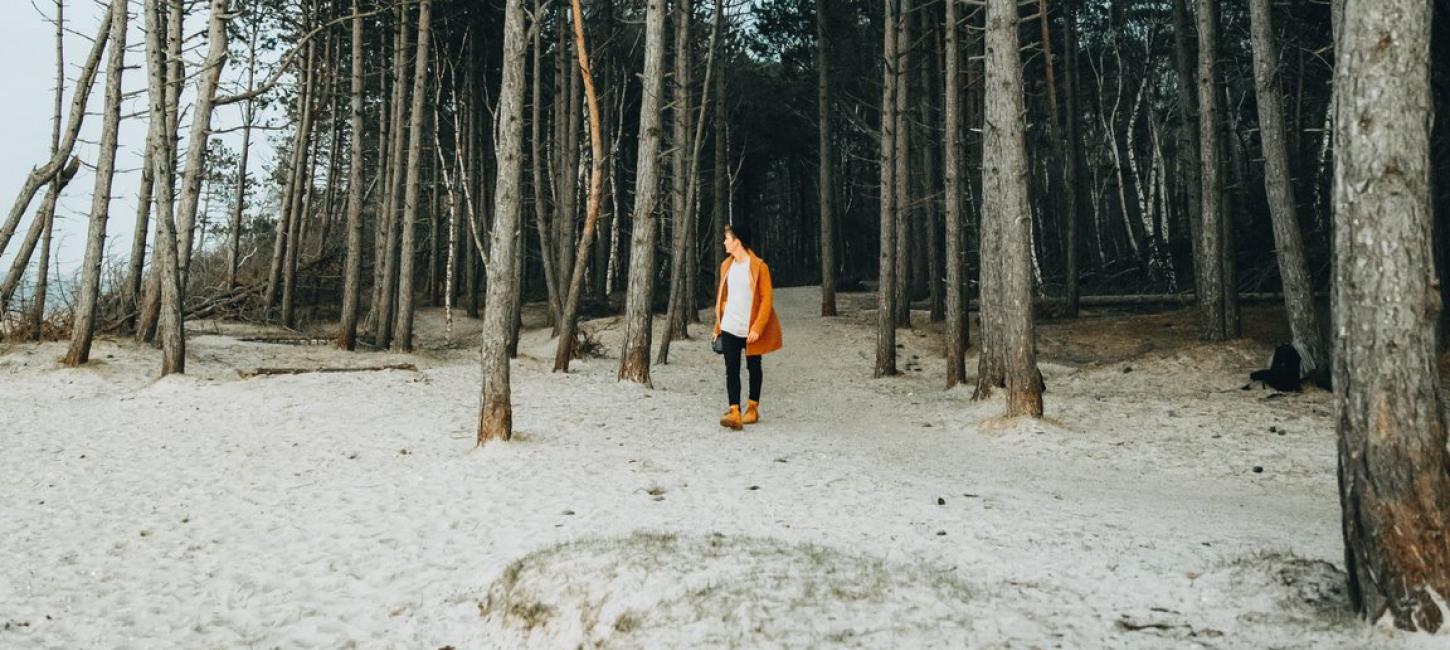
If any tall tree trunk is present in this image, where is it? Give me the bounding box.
[661,0,694,347]
[375,6,413,346]
[1248,0,1328,381]
[711,3,728,299]
[1040,0,1078,318]
[944,0,966,387]
[138,0,185,345]
[281,33,318,329]
[1171,0,1203,300]
[125,131,155,334]
[1333,0,1450,630]
[923,7,943,324]
[893,0,913,328]
[617,0,669,386]
[816,0,837,317]
[175,0,232,289]
[144,0,185,375]
[983,0,1042,417]
[658,0,720,365]
[337,0,366,350]
[478,0,529,444]
[875,0,899,378]
[531,0,563,327]
[1061,0,1084,317]
[227,22,260,290]
[392,0,433,352]
[553,0,609,371]
[63,0,126,364]
[1195,0,1235,341]
[26,0,68,337]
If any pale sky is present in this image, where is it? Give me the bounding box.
[0,1,284,287]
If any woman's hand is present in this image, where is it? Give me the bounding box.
[747,330,760,344]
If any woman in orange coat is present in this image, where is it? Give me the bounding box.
[711,224,783,430]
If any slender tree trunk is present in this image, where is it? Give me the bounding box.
[553,0,609,371]
[144,0,184,375]
[337,0,366,350]
[1196,0,1235,341]
[658,0,720,365]
[478,0,529,444]
[1333,0,1450,631]
[1061,1,1084,317]
[617,0,669,386]
[175,0,232,290]
[1041,0,1079,319]
[1248,0,1328,381]
[375,6,412,346]
[944,0,966,386]
[1171,0,1203,309]
[816,0,837,316]
[26,0,68,337]
[983,0,1042,417]
[875,0,899,378]
[63,0,126,364]
[711,4,727,297]
[281,33,318,329]
[392,0,433,352]
[661,0,694,347]
[125,133,155,334]
[893,0,913,328]
[531,0,563,327]
[227,23,259,290]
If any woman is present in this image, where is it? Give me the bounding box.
[711,224,783,430]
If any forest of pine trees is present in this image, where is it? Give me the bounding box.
[2,0,1449,632]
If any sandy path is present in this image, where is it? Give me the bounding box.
[0,287,1439,648]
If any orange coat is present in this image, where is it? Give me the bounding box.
[713,253,783,356]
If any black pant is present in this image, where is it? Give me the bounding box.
[720,332,762,407]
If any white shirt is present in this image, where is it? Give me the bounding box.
[721,259,753,337]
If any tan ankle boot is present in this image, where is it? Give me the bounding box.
[719,405,743,430]
[743,400,760,425]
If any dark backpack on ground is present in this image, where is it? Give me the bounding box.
[1248,343,1302,392]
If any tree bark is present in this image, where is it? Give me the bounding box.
[617,0,669,386]
[63,0,127,365]
[1195,0,1235,341]
[1248,0,1328,382]
[875,0,899,378]
[144,0,185,375]
[1333,0,1450,631]
[893,0,913,329]
[391,0,433,352]
[1171,0,1203,304]
[982,0,1042,417]
[227,22,260,290]
[661,0,694,348]
[816,0,837,317]
[337,0,366,350]
[553,0,609,372]
[478,0,529,444]
[944,0,967,387]
[531,0,563,327]
[175,0,232,288]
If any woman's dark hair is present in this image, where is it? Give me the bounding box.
[726,223,753,250]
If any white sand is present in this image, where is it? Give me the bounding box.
[1,287,1444,648]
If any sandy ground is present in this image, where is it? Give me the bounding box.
[0,286,1445,649]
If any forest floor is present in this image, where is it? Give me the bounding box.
[2,286,1447,648]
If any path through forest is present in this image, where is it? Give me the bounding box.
[0,287,1443,648]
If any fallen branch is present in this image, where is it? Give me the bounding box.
[238,363,417,378]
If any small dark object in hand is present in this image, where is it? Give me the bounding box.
[711,336,725,354]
